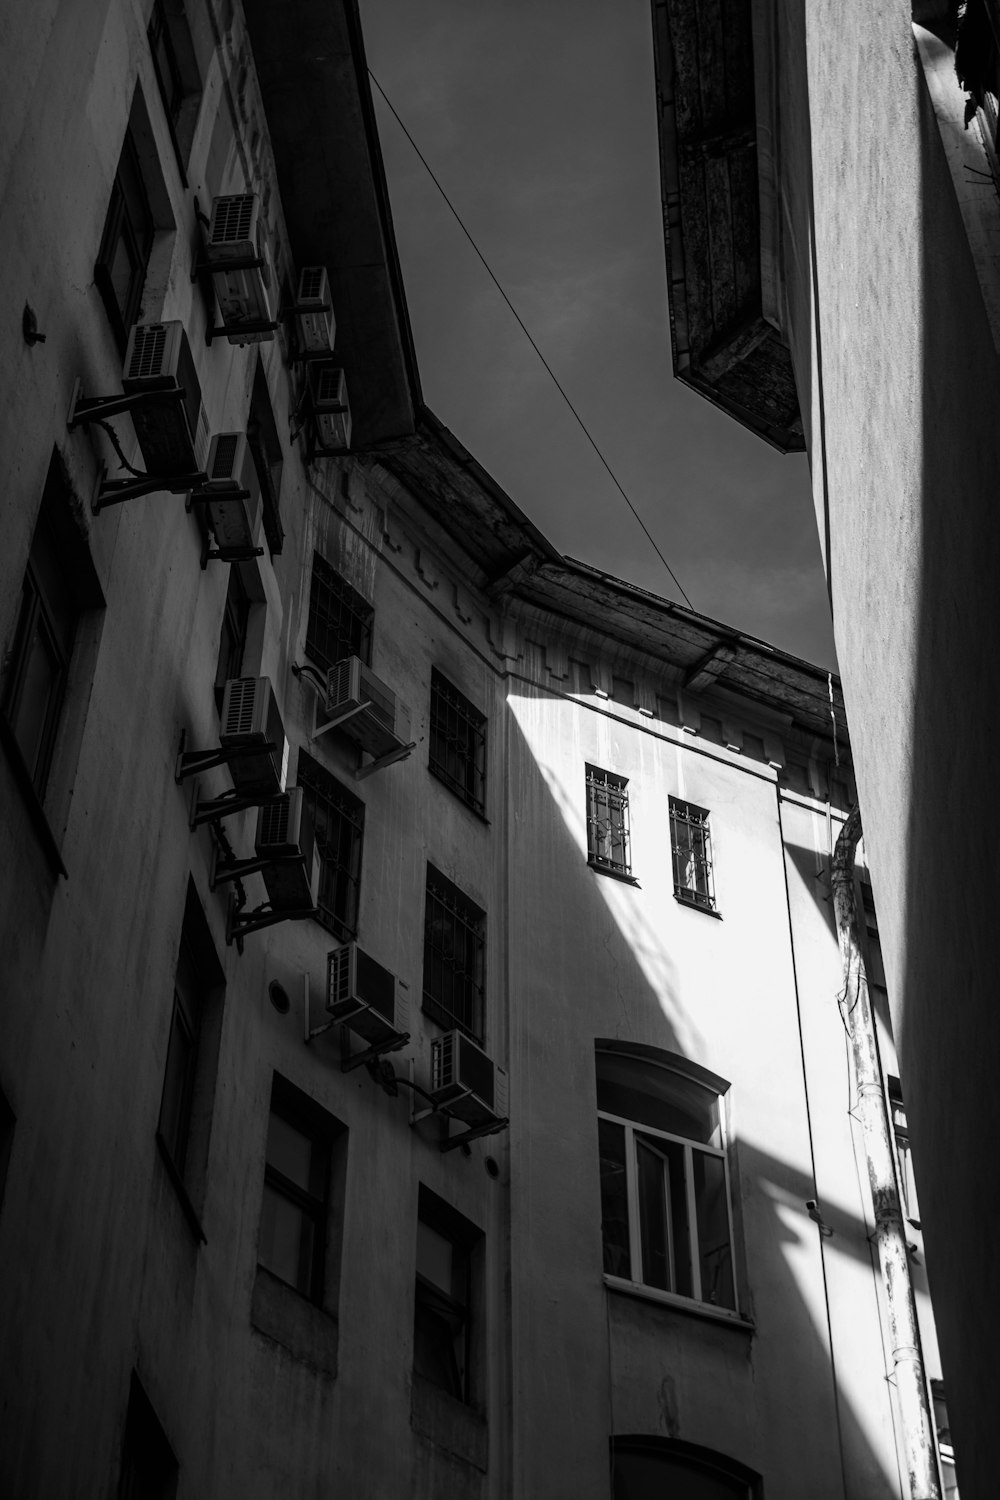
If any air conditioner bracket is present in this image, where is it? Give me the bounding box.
[92,468,208,513]
[312,700,369,742]
[340,1029,410,1074]
[189,782,285,829]
[204,314,280,346]
[67,377,188,431]
[174,728,283,784]
[356,742,416,780]
[210,846,308,891]
[226,896,318,951]
[439,1115,510,1153]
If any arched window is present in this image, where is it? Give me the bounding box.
[596,1043,737,1311]
[612,1437,761,1499]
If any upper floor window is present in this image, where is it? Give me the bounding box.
[597,1045,737,1312]
[414,1186,482,1405]
[95,126,155,351]
[118,1374,177,1500]
[429,670,487,815]
[258,1075,343,1306]
[669,797,716,911]
[147,0,203,181]
[298,751,364,941]
[888,1076,921,1229]
[305,554,373,676]
[214,565,251,707]
[586,765,632,878]
[611,1437,761,1499]
[423,867,486,1042]
[249,358,284,556]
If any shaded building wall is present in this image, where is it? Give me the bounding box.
[765,4,1000,1491]
[503,668,908,1500]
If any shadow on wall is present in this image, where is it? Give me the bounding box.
[502,705,900,1496]
[902,30,1000,1498]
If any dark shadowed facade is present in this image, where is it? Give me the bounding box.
[0,2,959,1496]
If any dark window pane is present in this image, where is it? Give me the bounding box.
[9,604,63,781]
[596,1052,720,1145]
[670,797,715,909]
[423,870,485,1039]
[158,993,196,1170]
[305,555,373,673]
[297,753,364,940]
[258,1180,315,1294]
[429,670,487,813]
[636,1135,672,1291]
[694,1151,736,1309]
[614,1448,752,1500]
[598,1116,631,1278]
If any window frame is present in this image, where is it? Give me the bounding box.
[94,125,156,352]
[586,764,634,880]
[429,669,487,816]
[257,1080,334,1306]
[597,1046,740,1318]
[214,564,251,707]
[297,751,365,941]
[146,0,204,185]
[611,1435,762,1499]
[669,795,717,912]
[422,867,486,1043]
[413,1186,481,1406]
[304,553,374,676]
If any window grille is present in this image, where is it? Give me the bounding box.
[669,796,715,910]
[586,765,632,876]
[305,554,373,675]
[298,752,364,940]
[423,868,486,1041]
[429,670,487,815]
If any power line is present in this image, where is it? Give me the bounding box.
[368,69,695,611]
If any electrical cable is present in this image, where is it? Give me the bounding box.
[368,69,695,611]
[93,417,146,478]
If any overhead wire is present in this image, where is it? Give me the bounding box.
[368,69,695,611]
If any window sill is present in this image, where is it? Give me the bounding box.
[155,1132,207,1245]
[603,1274,752,1331]
[410,1371,488,1472]
[0,713,68,878]
[588,859,640,887]
[673,891,722,918]
[251,1265,338,1377]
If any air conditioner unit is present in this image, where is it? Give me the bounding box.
[255,787,320,911]
[307,362,352,452]
[325,656,411,761]
[326,942,408,1047]
[429,1031,508,1128]
[122,320,207,476]
[206,193,273,343]
[296,265,335,353]
[192,432,261,554]
[219,676,288,795]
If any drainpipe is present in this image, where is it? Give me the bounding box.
[832,807,940,1500]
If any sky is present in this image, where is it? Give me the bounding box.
[360,0,837,671]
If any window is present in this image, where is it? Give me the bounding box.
[258,1078,334,1304]
[586,765,632,877]
[414,1187,481,1404]
[2,503,79,799]
[297,751,364,940]
[249,359,284,555]
[597,1046,737,1311]
[956,0,1000,162]
[669,797,716,911]
[429,670,487,815]
[119,1373,178,1500]
[214,565,250,706]
[147,0,203,180]
[423,867,486,1041]
[611,1437,761,1499]
[888,1077,921,1228]
[305,554,373,674]
[155,883,224,1236]
[95,126,155,350]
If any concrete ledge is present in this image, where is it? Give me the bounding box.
[250,1266,338,1377]
[410,1372,488,1472]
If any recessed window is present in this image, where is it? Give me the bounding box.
[586,765,632,878]
[147,0,203,180]
[2,506,79,798]
[95,126,155,351]
[597,1046,737,1311]
[669,796,716,911]
[429,670,487,815]
[611,1437,761,1499]
[156,882,224,1237]
[258,1078,338,1304]
[118,1374,177,1500]
[214,565,250,707]
[414,1186,482,1405]
[297,751,364,941]
[305,554,373,676]
[248,358,284,555]
[423,867,486,1042]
